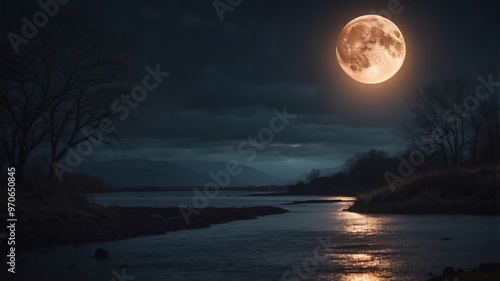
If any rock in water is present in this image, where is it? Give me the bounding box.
[94,248,109,259]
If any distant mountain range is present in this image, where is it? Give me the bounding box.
[77,159,301,188]
[174,161,287,187]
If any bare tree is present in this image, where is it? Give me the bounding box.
[475,81,500,165]
[404,76,499,168]
[306,168,320,184]
[0,5,132,181]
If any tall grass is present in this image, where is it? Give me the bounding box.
[0,173,113,225]
[350,166,500,214]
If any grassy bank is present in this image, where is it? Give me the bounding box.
[348,167,500,215]
[0,180,112,226]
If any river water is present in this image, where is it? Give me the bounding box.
[18,191,500,281]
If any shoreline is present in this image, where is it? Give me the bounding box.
[348,167,500,216]
[347,203,500,216]
[427,263,500,281]
[90,186,290,193]
[282,199,355,205]
[16,206,289,252]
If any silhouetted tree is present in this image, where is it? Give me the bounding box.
[306,168,320,183]
[404,76,499,168]
[0,4,132,181]
[342,149,397,193]
[289,149,399,196]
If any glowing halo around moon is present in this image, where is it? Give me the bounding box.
[336,14,406,84]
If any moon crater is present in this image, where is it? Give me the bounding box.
[336,15,406,84]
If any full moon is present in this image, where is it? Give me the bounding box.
[336,15,406,84]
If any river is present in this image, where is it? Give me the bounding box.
[17,191,500,280]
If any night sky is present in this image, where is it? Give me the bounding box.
[76,0,499,178]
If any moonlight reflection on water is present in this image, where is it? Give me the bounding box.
[319,210,404,280]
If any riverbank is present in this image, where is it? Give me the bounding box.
[428,263,500,281]
[348,167,500,215]
[282,199,355,205]
[15,205,288,251]
[0,180,287,251]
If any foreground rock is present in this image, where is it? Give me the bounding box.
[94,248,109,259]
[17,206,289,251]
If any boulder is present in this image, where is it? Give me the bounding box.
[94,248,109,259]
